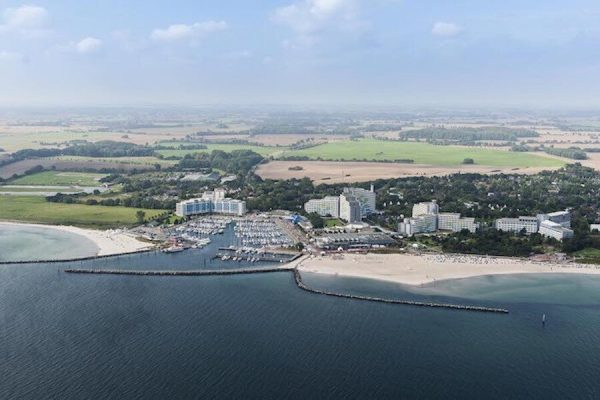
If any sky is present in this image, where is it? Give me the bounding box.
[0,0,599,108]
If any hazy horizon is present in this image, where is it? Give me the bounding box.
[1,0,599,108]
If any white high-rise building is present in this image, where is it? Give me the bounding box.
[304,196,340,217]
[538,210,571,228]
[412,201,439,217]
[339,193,362,223]
[176,190,246,217]
[343,186,376,216]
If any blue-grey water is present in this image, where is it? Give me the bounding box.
[2,226,600,399]
[0,223,99,262]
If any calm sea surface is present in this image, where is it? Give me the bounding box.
[0,224,98,262]
[1,226,600,399]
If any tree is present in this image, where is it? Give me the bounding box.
[307,212,324,229]
[136,210,146,224]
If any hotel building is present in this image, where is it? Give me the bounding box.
[176,189,247,217]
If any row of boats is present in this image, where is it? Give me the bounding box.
[233,220,295,248]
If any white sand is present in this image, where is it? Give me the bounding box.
[297,253,600,286]
[0,222,152,256]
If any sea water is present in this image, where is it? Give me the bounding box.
[1,233,600,399]
[0,223,99,262]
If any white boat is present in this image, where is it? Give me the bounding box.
[162,246,185,254]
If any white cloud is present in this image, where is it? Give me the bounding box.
[151,20,227,42]
[3,5,48,29]
[273,0,358,35]
[432,22,462,37]
[76,37,102,54]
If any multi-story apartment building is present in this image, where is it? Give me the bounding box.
[539,220,574,241]
[437,213,479,233]
[495,216,539,234]
[339,193,362,223]
[304,196,340,218]
[176,189,246,217]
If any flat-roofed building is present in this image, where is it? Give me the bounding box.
[176,189,246,217]
[339,193,362,223]
[412,201,439,217]
[343,186,377,216]
[438,213,479,233]
[538,210,571,228]
[539,220,574,241]
[304,196,340,218]
[495,216,539,234]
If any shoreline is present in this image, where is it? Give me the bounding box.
[0,221,153,257]
[297,253,600,286]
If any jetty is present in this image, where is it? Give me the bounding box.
[63,264,509,314]
[292,269,509,314]
[0,249,156,265]
[64,266,294,276]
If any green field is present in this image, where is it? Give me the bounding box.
[54,155,178,166]
[281,140,566,167]
[573,248,600,264]
[156,143,286,158]
[10,171,107,186]
[0,196,167,228]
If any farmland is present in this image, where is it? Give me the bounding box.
[0,196,166,228]
[282,140,565,168]
[9,171,107,187]
[156,143,286,158]
[256,161,562,184]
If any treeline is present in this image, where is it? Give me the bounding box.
[177,150,264,175]
[46,192,175,210]
[11,141,156,160]
[399,127,538,143]
[544,147,587,160]
[438,229,550,257]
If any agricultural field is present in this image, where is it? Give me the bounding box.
[156,143,286,158]
[9,171,107,187]
[256,161,563,184]
[0,196,166,228]
[282,139,565,168]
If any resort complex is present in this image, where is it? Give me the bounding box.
[304,186,377,223]
[399,201,574,241]
[175,189,247,217]
[398,201,480,236]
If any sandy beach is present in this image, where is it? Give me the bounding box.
[0,222,153,257]
[297,252,600,286]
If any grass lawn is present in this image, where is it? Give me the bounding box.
[0,196,167,228]
[10,171,107,186]
[324,218,344,227]
[156,143,286,158]
[280,140,566,168]
[573,248,600,264]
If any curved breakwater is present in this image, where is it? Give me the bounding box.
[64,266,509,314]
[292,269,509,314]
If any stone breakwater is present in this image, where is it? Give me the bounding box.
[64,266,294,276]
[64,266,509,314]
[0,249,156,265]
[292,269,509,314]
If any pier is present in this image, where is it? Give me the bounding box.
[0,249,156,265]
[63,264,509,314]
[293,269,509,314]
[64,266,294,276]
